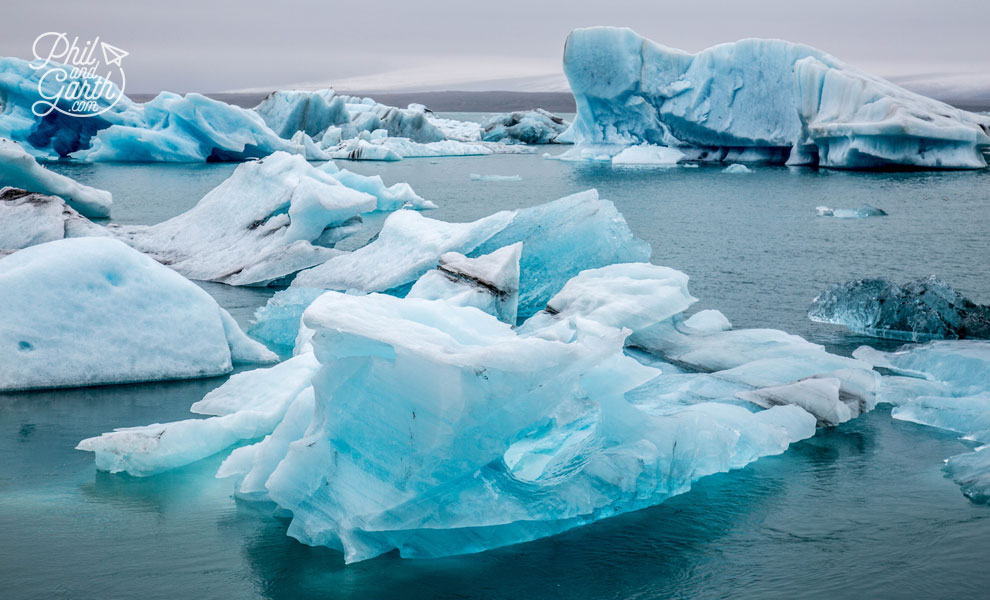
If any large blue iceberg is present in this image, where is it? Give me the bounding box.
[80,250,884,561]
[809,276,990,341]
[0,138,112,217]
[561,27,990,169]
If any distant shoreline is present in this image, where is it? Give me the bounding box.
[127,90,987,114]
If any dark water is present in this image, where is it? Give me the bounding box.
[5,132,989,598]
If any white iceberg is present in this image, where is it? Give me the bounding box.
[611,144,684,166]
[722,164,752,174]
[0,138,112,217]
[0,237,275,392]
[562,27,990,169]
[469,174,522,182]
[815,204,887,218]
[110,152,429,286]
[0,187,107,252]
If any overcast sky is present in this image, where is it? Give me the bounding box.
[5,0,989,93]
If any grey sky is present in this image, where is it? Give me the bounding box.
[4,0,989,93]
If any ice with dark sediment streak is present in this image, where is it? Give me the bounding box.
[109,152,430,286]
[855,340,990,503]
[561,27,990,169]
[809,276,990,341]
[481,109,571,144]
[0,187,107,253]
[0,237,275,392]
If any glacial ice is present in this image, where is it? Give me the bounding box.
[108,152,432,286]
[327,136,532,161]
[809,276,990,341]
[816,204,887,218]
[0,187,107,252]
[0,138,112,217]
[854,341,990,502]
[290,190,652,319]
[407,243,522,324]
[470,174,522,182]
[562,27,990,169]
[723,164,752,174]
[78,249,894,560]
[611,144,684,166]
[0,237,275,392]
[481,109,570,144]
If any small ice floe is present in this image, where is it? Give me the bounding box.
[470,174,523,182]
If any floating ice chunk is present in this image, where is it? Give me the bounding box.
[245,291,816,562]
[945,447,990,504]
[247,288,327,355]
[254,90,350,139]
[0,187,107,252]
[328,168,436,211]
[562,27,990,169]
[408,243,522,324]
[684,309,732,332]
[723,164,752,174]
[611,144,684,165]
[0,237,275,392]
[328,137,532,161]
[0,138,112,217]
[736,378,853,426]
[854,340,990,502]
[72,92,309,162]
[427,113,483,142]
[110,152,376,286]
[77,353,320,476]
[326,138,403,161]
[815,204,887,218]
[469,174,522,182]
[291,190,650,319]
[481,109,570,144]
[810,276,990,341]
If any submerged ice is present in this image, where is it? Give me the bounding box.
[562,27,990,169]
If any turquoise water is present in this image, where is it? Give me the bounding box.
[3,132,990,598]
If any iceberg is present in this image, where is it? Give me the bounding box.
[481,109,570,144]
[0,237,275,392]
[247,287,327,356]
[326,135,532,161]
[0,57,322,162]
[722,164,752,174]
[0,138,112,217]
[809,276,990,341]
[854,341,990,503]
[816,204,887,218]
[469,174,522,182]
[611,144,684,166]
[562,27,990,169]
[109,152,376,286]
[0,187,107,252]
[290,190,652,319]
[108,152,429,286]
[407,243,522,324]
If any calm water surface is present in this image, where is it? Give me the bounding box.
[3,126,989,599]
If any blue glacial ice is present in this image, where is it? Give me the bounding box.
[0,138,112,217]
[79,254,890,561]
[0,237,275,392]
[561,27,990,169]
[722,164,752,174]
[0,187,107,253]
[854,341,990,502]
[107,152,431,286]
[809,276,990,341]
[289,189,652,318]
[0,57,320,162]
[470,174,523,181]
[816,204,887,218]
[481,109,571,144]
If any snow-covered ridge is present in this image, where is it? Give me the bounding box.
[562,27,990,169]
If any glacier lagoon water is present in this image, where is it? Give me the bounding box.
[3,119,990,598]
